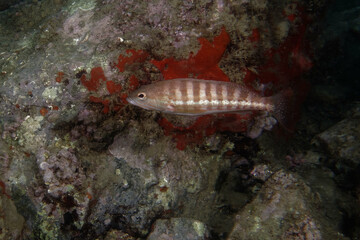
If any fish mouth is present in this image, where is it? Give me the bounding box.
[126,97,136,105]
[126,97,144,108]
[126,97,158,111]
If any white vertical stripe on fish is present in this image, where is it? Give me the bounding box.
[199,82,206,101]
[175,81,183,105]
[199,83,209,107]
[233,89,240,99]
[163,82,170,101]
[186,81,194,105]
[210,83,217,109]
[246,94,253,105]
[232,89,240,109]
[221,85,228,109]
[221,84,228,100]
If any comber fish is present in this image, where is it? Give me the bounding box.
[127,78,291,126]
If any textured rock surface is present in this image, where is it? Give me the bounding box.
[147,218,210,240]
[315,118,360,165]
[228,170,348,240]
[0,194,27,240]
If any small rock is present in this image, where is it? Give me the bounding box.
[147,218,210,240]
[250,164,273,182]
[104,229,136,240]
[314,118,360,166]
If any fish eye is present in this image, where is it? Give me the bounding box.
[137,92,146,100]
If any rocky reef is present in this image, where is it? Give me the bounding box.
[0,0,359,239]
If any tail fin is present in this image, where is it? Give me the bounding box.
[271,88,295,132]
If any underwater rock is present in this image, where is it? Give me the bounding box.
[34,148,90,235]
[250,164,273,182]
[227,170,348,240]
[37,148,86,199]
[0,194,27,240]
[247,113,278,139]
[108,121,235,237]
[83,156,163,238]
[314,118,360,166]
[104,229,136,240]
[147,218,210,240]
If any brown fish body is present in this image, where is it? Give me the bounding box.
[127,78,279,116]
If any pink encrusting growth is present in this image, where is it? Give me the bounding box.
[158,113,252,150]
[80,67,107,92]
[151,27,230,82]
[56,71,64,83]
[77,50,148,113]
[116,49,149,72]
